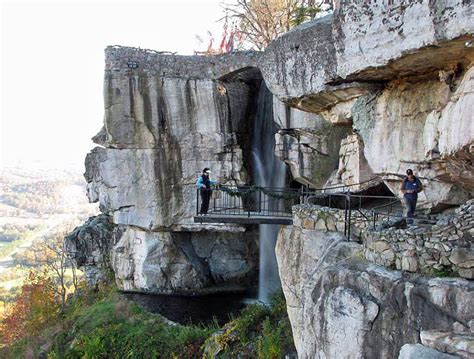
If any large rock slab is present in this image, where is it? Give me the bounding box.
[398,344,459,359]
[85,146,244,230]
[260,1,474,110]
[112,227,258,294]
[276,224,474,358]
[421,330,474,358]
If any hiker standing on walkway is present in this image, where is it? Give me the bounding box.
[399,169,423,224]
[196,168,217,215]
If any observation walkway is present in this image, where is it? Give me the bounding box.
[193,178,436,239]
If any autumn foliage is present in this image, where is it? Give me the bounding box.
[0,270,60,346]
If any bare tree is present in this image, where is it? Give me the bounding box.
[30,230,80,310]
[220,0,330,50]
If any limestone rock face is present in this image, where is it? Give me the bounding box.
[260,1,474,207]
[80,48,267,294]
[353,69,474,208]
[260,1,474,110]
[420,330,474,358]
[85,146,243,231]
[276,224,474,358]
[325,133,375,190]
[111,227,258,294]
[276,225,362,356]
[398,344,459,359]
[64,214,117,286]
[273,95,351,188]
[87,59,257,230]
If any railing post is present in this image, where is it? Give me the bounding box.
[259,189,262,213]
[248,189,251,218]
[347,194,352,240]
[344,195,348,238]
[196,188,199,215]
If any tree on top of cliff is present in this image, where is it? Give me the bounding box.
[219,0,331,51]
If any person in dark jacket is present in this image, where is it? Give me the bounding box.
[195,168,217,215]
[399,169,423,224]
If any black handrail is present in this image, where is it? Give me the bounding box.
[195,183,436,238]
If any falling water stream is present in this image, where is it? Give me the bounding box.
[252,81,286,303]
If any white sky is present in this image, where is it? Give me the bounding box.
[1,0,225,170]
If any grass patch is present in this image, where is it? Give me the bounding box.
[1,286,296,358]
[204,293,296,358]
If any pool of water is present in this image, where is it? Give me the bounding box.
[123,291,257,326]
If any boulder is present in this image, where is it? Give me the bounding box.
[64,214,117,285]
[398,344,459,359]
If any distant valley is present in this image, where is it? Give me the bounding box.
[0,163,99,309]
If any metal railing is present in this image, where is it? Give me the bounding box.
[195,180,436,238]
[196,186,301,218]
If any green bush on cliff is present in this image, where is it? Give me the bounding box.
[203,293,295,358]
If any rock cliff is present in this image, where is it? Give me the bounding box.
[67,0,474,356]
[78,42,355,293]
[81,50,269,293]
[268,2,474,357]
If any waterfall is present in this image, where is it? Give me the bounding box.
[252,81,286,303]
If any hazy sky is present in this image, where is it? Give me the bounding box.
[1,0,224,170]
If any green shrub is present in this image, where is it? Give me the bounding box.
[206,292,296,358]
[257,317,282,358]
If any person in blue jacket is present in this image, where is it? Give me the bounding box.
[399,169,423,224]
[196,168,217,214]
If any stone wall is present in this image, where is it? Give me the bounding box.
[365,200,474,279]
[105,45,261,79]
[293,203,372,237]
[293,199,474,279]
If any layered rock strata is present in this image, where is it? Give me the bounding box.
[82,44,351,293]
[83,48,267,293]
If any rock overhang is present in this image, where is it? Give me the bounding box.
[258,1,474,112]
